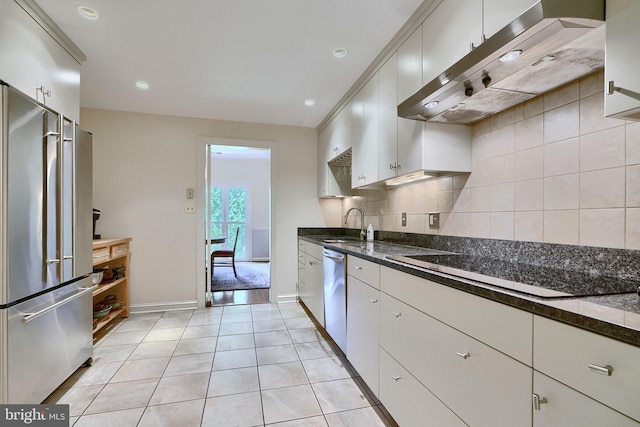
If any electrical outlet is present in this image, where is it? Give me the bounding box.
[401,212,407,226]
[186,188,194,199]
[429,212,440,229]
[185,203,195,214]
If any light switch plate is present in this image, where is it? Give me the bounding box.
[429,212,440,229]
[186,188,195,199]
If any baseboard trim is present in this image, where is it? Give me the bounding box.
[130,301,197,314]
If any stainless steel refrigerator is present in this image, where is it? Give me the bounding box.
[0,81,94,404]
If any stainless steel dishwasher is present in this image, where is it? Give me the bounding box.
[323,248,347,353]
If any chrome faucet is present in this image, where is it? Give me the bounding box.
[344,207,366,240]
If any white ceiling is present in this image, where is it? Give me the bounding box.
[34,0,425,128]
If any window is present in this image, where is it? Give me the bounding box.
[209,186,247,259]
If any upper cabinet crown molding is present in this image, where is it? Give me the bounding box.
[15,0,86,64]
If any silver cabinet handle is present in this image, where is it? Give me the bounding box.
[588,363,613,376]
[23,285,98,323]
[392,312,401,318]
[46,259,60,264]
[369,299,378,303]
[456,352,470,359]
[391,375,401,381]
[607,80,620,95]
[63,255,73,260]
[532,393,548,411]
[354,266,363,270]
[308,260,316,266]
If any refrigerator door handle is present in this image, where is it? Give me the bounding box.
[22,285,97,323]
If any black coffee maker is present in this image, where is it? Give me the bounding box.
[93,209,101,239]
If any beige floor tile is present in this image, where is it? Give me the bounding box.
[83,378,158,415]
[138,399,205,427]
[110,357,170,382]
[251,303,280,312]
[128,341,178,360]
[255,330,293,348]
[153,316,191,329]
[143,327,185,342]
[202,391,263,426]
[221,311,253,324]
[223,304,252,314]
[74,407,144,427]
[289,328,326,344]
[91,344,137,363]
[183,324,220,339]
[258,361,309,390]
[312,379,370,414]
[284,317,315,329]
[279,304,308,319]
[218,321,254,336]
[113,315,160,333]
[254,318,287,332]
[212,348,257,370]
[44,384,104,417]
[257,344,299,365]
[252,310,285,321]
[148,372,209,405]
[325,407,391,427]
[188,312,222,326]
[295,341,335,360]
[302,357,351,383]
[208,366,260,397]
[261,384,322,424]
[266,416,328,426]
[174,336,218,355]
[60,361,122,388]
[164,352,214,376]
[215,333,255,351]
[99,330,148,346]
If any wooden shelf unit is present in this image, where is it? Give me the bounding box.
[92,237,132,340]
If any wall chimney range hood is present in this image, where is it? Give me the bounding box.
[398,0,605,124]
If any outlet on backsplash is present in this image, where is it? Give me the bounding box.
[402,212,407,227]
[429,212,440,229]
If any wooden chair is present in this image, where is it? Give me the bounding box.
[211,228,239,282]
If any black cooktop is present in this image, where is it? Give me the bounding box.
[387,254,640,299]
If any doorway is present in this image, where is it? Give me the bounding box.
[205,144,271,306]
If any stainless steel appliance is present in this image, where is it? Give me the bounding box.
[323,248,346,353]
[0,81,94,404]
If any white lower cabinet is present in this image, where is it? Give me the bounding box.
[380,292,531,427]
[346,277,380,397]
[533,371,640,427]
[380,348,466,427]
[297,241,324,326]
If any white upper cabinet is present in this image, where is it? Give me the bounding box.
[318,105,352,198]
[0,1,83,120]
[351,75,379,189]
[377,54,399,182]
[422,0,482,85]
[605,0,640,121]
[483,0,537,40]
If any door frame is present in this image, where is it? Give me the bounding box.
[196,136,275,308]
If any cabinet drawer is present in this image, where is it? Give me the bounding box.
[380,266,532,364]
[110,243,128,258]
[379,348,466,427]
[304,242,324,261]
[380,293,532,427]
[533,371,639,427]
[534,315,640,422]
[92,247,110,264]
[347,255,380,289]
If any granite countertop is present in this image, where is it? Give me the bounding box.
[298,233,640,348]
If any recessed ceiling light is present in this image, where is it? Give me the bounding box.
[304,99,315,107]
[498,49,522,63]
[76,5,99,20]
[135,81,149,90]
[332,48,348,58]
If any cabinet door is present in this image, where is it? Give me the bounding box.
[533,371,640,427]
[378,54,398,181]
[380,348,466,427]
[0,1,81,120]
[332,105,352,155]
[422,0,482,85]
[346,278,380,396]
[351,75,379,188]
[317,125,331,198]
[483,0,537,40]
[605,0,640,120]
[305,255,324,326]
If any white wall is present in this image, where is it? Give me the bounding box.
[81,108,330,311]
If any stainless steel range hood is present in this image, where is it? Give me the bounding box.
[398,0,605,124]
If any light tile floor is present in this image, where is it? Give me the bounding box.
[46,302,397,426]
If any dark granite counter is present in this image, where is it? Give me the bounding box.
[298,228,640,348]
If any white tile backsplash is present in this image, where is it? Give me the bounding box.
[344,71,638,249]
